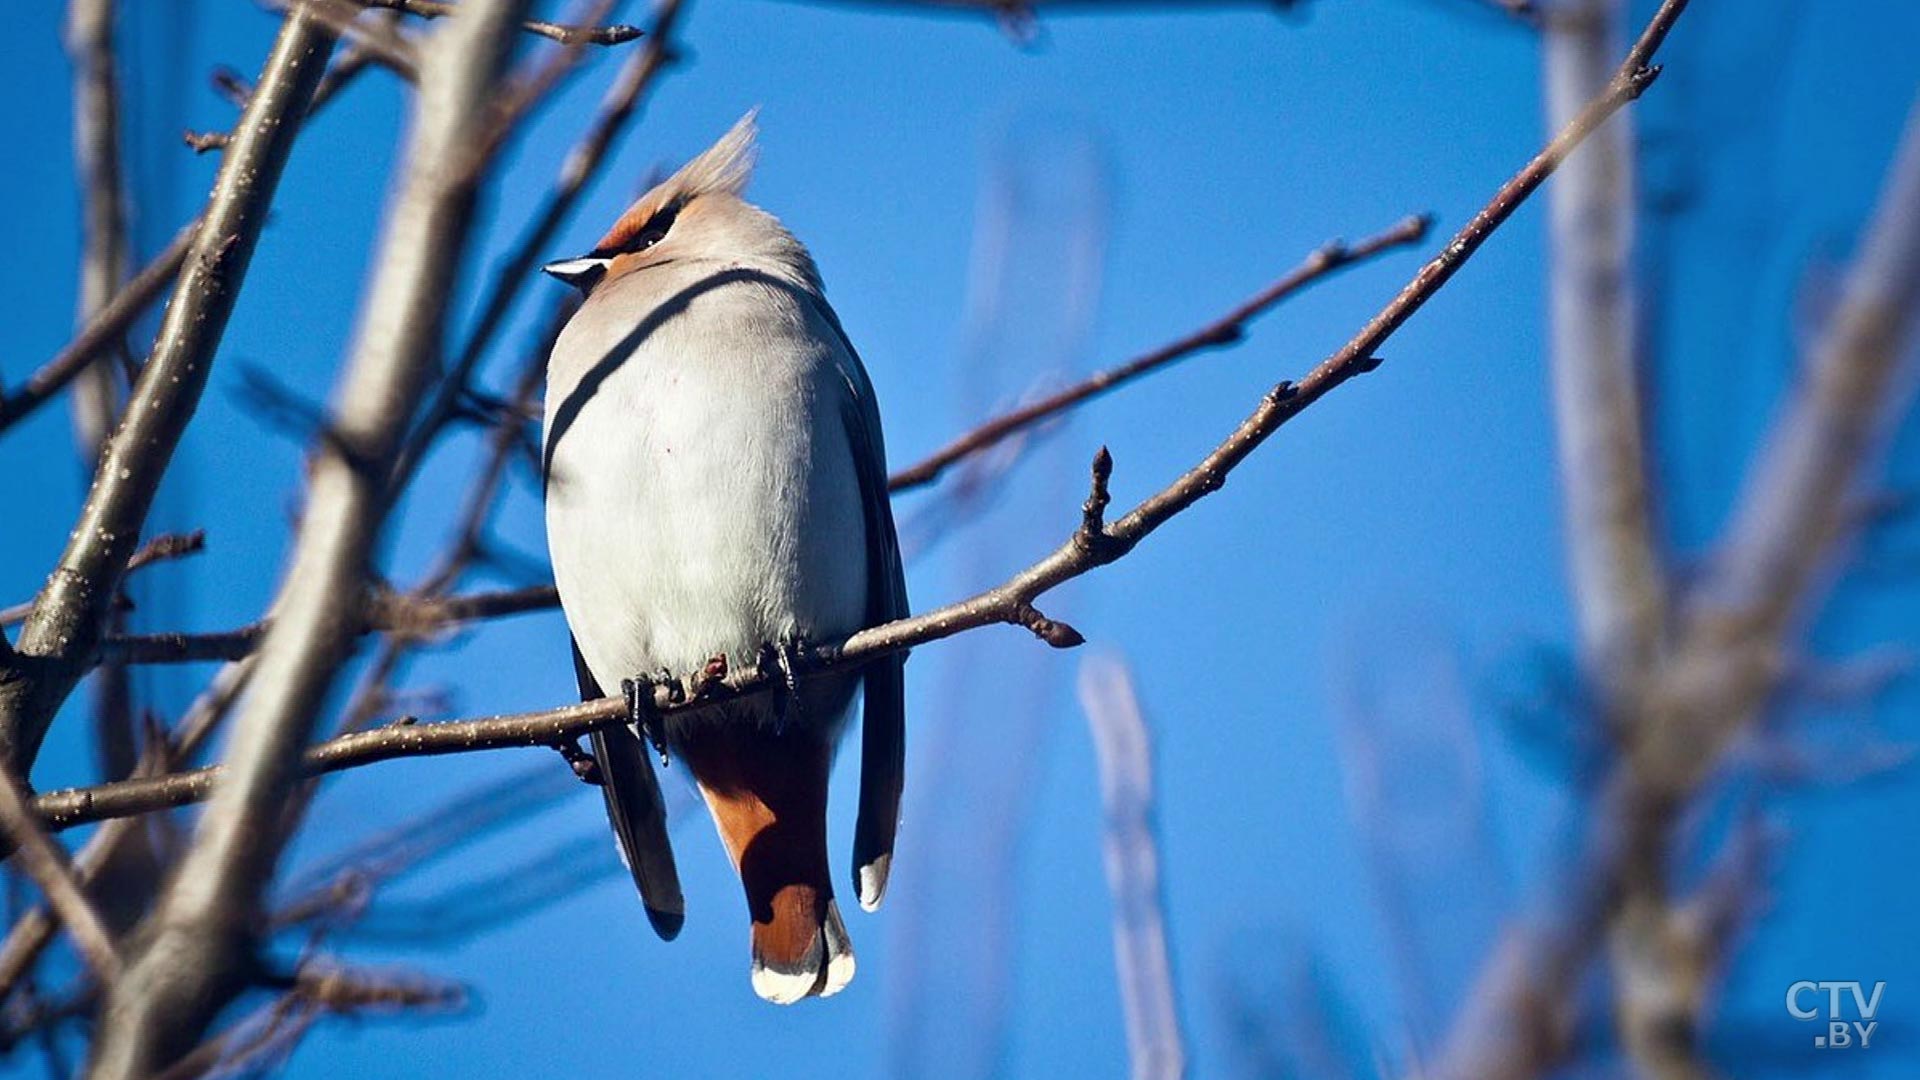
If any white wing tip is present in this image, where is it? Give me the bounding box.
[857,857,891,912]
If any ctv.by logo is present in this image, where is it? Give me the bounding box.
[1786,981,1884,1049]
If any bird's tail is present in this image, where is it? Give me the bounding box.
[678,723,854,1004]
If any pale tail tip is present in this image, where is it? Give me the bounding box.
[821,900,856,997]
[751,964,817,1006]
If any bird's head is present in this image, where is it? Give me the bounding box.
[542,109,818,295]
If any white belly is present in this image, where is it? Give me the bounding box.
[542,270,869,696]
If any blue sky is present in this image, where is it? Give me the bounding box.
[2,1,1917,1076]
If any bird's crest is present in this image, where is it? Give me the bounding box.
[594,109,760,254]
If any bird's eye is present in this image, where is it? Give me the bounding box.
[628,203,680,253]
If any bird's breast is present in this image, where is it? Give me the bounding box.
[542,276,869,694]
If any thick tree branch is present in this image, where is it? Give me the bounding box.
[390,0,688,489]
[64,0,132,464]
[38,0,1689,840]
[85,4,531,1075]
[1433,46,1920,1080]
[0,9,338,778]
[1542,0,1667,712]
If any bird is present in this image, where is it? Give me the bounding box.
[539,111,908,1005]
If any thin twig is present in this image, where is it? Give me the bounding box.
[356,0,644,44]
[0,765,119,985]
[0,36,372,437]
[887,213,1433,492]
[0,530,206,629]
[0,222,193,434]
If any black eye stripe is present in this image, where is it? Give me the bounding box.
[618,199,683,256]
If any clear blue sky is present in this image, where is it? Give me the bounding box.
[2,1,1917,1076]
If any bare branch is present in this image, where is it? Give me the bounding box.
[0,764,119,985]
[86,4,532,1074]
[356,0,645,44]
[1542,0,1668,710]
[391,0,689,488]
[1077,653,1186,1080]
[0,9,338,776]
[37,0,1691,840]
[94,583,557,665]
[0,221,192,434]
[64,0,132,463]
[887,213,1434,493]
[0,33,373,437]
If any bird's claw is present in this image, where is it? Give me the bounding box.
[621,671,673,767]
[768,638,807,733]
[553,738,602,785]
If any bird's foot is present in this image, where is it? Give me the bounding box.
[687,653,730,700]
[621,669,677,767]
[552,738,601,785]
[766,637,808,733]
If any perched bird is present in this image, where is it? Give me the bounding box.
[540,112,907,1004]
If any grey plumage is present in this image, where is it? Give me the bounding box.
[540,112,906,1003]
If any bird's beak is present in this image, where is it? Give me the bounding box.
[542,255,611,292]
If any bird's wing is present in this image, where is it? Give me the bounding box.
[815,302,910,912]
[574,640,685,940]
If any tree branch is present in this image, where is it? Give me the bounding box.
[0,763,119,986]
[389,0,689,489]
[85,4,531,1074]
[1077,653,1186,1080]
[37,0,1689,840]
[1542,0,1667,712]
[1433,36,1920,1080]
[887,213,1433,492]
[0,35,373,437]
[0,8,338,778]
[356,0,645,44]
